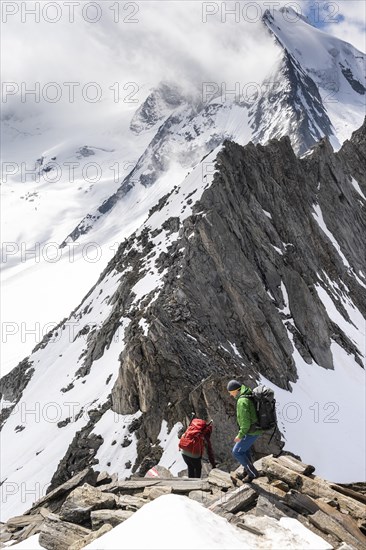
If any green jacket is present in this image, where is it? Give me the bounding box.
[235,385,263,439]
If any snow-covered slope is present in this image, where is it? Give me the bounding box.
[0,148,220,521]
[1,101,155,373]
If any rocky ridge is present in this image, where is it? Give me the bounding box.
[1,119,365,520]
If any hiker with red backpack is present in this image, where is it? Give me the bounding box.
[227,379,263,481]
[178,417,216,478]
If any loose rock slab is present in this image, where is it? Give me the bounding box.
[117,494,147,511]
[208,468,234,489]
[39,513,91,550]
[59,484,116,524]
[69,524,113,550]
[102,479,210,495]
[143,486,172,500]
[91,509,134,530]
[209,484,257,514]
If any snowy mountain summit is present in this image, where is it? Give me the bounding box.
[60,7,365,247]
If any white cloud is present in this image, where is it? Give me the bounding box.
[1,2,279,110]
[1,0,364,134]
[304,0,366,51]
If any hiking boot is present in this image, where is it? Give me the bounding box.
[236,471,246,481]
[243,473,258,483]
[230,468,247,486]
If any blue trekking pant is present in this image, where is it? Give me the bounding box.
[232,434,259,477]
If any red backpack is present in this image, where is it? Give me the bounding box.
[178,419,212,457]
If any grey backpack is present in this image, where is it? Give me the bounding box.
[241,385,277,430]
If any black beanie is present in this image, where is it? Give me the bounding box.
[227,379,241,391]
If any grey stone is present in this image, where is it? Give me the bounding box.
[29,468,96,514]
[116,494,147,511]
[96,471,113,486]
[59,484,116,524]
[188,490,216,506]
[209,484,257,514]
[91,509,134,530]
[69,524,113,549]
[144,465,173,478]
[0,531,12,543]
[39,513,91,550]
[208,468,234,489]
[143,486,172,500]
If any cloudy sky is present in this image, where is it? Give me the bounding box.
[1,0,365,133]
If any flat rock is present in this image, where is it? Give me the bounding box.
[251,476,288,499]
[69,523,113,550]
[0,531,12,543]
[102,479,210,495]
[96,471,113,486]
[253,457,265,473]
[6,513,42,529]
[39,513,91,550]
[101,479,159,494]
[59,484,116,524]
[271,479,290,492]
[208,468,233,489]
[276,455,315,476]
[143,486,172,500]
[117,494,147,511]
[91,509,134,530]
[255,494,289,520]
[209,484,257,514]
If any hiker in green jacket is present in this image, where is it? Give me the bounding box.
[227,379,262,480]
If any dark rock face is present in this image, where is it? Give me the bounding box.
[339,64,366,95]
[47,401,110,492]
[107,120,366,471]
[250,51,335,155]
[53,119,366,479]
[0,358,34,428]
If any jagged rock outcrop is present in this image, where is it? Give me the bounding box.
[0,358,34,428]
[108,120,365,472]
[250,47,334,155]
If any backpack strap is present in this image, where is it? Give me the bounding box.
[238,391,253,399]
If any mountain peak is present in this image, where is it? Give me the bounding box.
[279,6,313,25]
[263,6,313,28]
